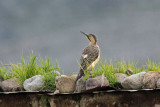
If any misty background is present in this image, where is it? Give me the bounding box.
[0,0,160,74]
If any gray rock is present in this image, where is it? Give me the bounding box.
[121,72,146,89]
[1,78,22,92]
[156,78,160,88]
[86,74,109,90]
[23,75,45,91]
[54,90,60,94]
[143,71,160,89]
[75,76,86,92]
[55,75,77,93]
[116,73,128,83]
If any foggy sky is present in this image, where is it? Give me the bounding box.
[0,0,160,74]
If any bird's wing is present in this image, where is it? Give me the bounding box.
[80,45,99,70]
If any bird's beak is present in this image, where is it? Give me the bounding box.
[80,31,90,40]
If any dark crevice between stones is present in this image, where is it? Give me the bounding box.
[112,82,123,90]
[40,96,50,107]
[0,88,3,92]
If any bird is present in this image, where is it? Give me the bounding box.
[76,31,100,81]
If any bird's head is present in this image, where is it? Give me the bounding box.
[80,31,97,45]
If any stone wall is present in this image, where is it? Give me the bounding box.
[0,90,160,107]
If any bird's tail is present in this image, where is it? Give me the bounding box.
[76,69,84,81]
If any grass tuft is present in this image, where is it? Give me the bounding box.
[10,54,40,85]
[40,59,60,91]
[85,59,146,87]
[92,60,117,86]
[0,66,10,80]
[0,53,60,91]
[147,58,160,71]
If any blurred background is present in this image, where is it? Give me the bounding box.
[0,0,160,74]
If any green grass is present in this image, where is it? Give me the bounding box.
[39,59,60,91]
[0,66,10,80]
[146,59,160,71]
[115,59,145,74]
[0,53,61,91]
[1,54,160,90]
[85,59,159,87]
[10,55,40,85]
[92,60,117,86]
